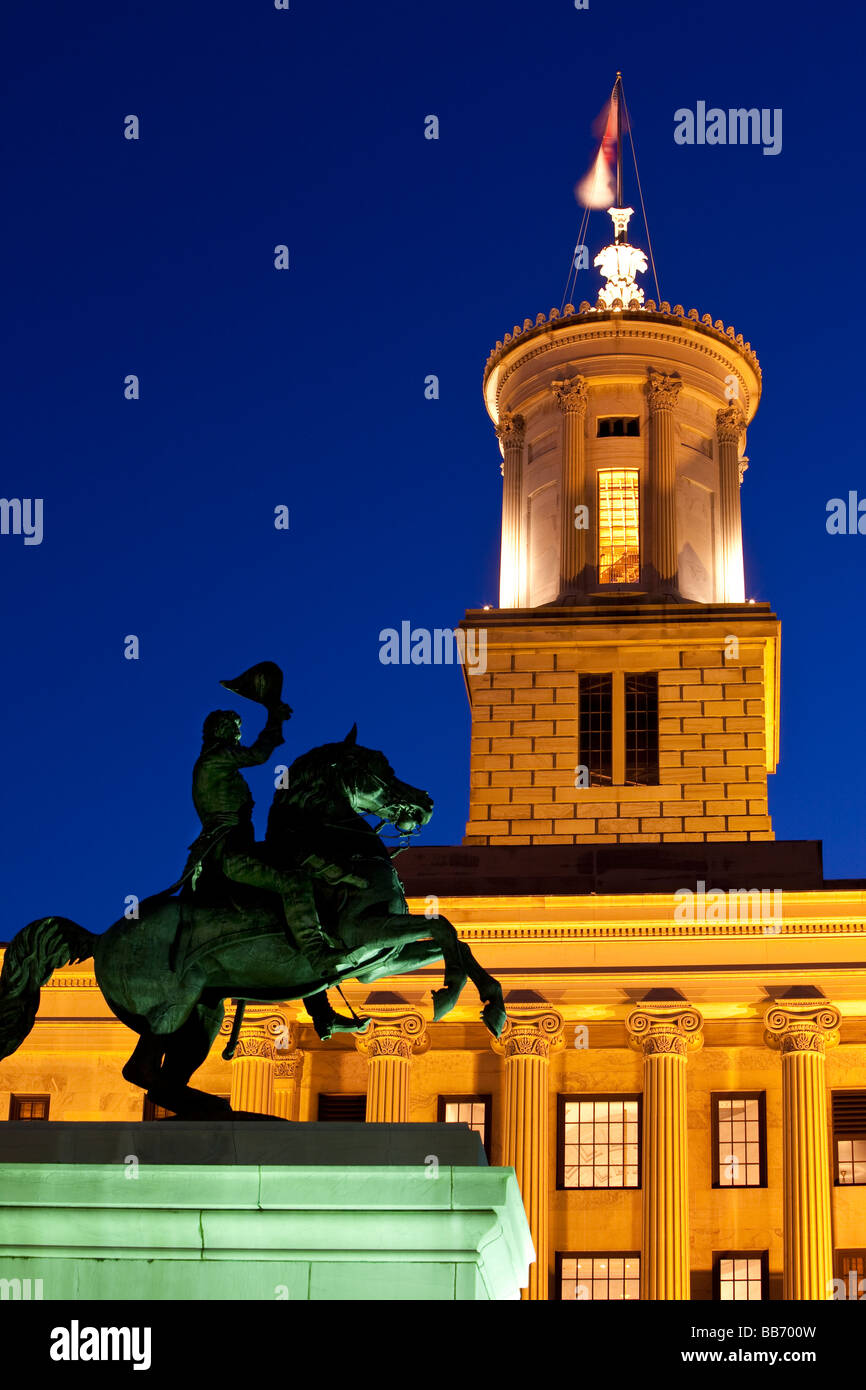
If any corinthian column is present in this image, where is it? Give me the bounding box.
[355,1011,429,1123]
[764,999,841,1300]
[494,1009,564,1301]
[716,404,746,602]
[647,371,683,596]
[626,999,703,1300]
[552,376,588,597]
[496,411,525,608]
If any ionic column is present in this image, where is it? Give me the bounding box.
[716,404,746,602]
[219,1005,292,1116]
[272,1049,305,1120]
[355,1011,429,1123]
[552,376,588,596]
[626,1000,703,1300]
[494,1009,564,1301]
[647,371,683,595]
[764,999,841,1300]
[496,411,525,608]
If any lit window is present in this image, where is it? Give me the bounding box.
[833,1092,866,1184]
[9,1095,49,1121]
[439,1096,491,1156]
[713,1094,765,1187]
[559,1096,640,1189]
[579,673,613,786]
[715,1253,766,1300]
[625,673,659,784]
[598,470,640,583]
[560,1254,640,1300]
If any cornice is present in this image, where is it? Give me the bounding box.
[483,303,761,394]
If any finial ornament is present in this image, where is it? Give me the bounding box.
[594,207,648,309]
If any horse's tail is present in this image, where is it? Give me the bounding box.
[0,917,94,1061]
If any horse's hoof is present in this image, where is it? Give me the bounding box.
[353,1016,372,1034]
[482,1001,507,1038]
[432,987,457,1022]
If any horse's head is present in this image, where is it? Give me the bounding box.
[271,725,433,834]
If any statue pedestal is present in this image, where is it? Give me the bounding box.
[0,1122,533,1301]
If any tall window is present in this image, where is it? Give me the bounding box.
[832,1091,866,1184]
[712,1093,766,1188]
[558,1095,641,1189]
[438,1095,491,1159]
[9,1095,49,1121]
[558,1253,640,1300]
[598,470,640,583]
[714,1252,768,1301]
[578,674,613,785]
[625,673,659,784]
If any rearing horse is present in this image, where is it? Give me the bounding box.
[0,729,506,1118]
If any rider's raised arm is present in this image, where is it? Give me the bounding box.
[233,714,285,768]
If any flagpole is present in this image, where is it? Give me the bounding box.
[615,72,623,236]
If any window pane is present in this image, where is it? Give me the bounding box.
[579,674,613,786]
[598,470,640,584]
[624,672,659,785]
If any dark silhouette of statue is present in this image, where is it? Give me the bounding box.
[0,662,506,1119]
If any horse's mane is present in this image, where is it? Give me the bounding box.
[278,741,354,811]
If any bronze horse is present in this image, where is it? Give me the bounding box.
[0,730,506,1117]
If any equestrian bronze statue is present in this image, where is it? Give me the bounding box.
[0,663,506,1119]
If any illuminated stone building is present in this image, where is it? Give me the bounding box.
[2,205,866,1302]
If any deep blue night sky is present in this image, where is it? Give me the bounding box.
[2,0,863,936]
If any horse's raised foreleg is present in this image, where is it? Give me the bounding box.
[458,942,507,1037]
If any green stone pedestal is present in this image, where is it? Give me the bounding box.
[0,1122,534,1301]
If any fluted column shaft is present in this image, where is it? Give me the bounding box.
[553,377,588,596]
[220,1006,294,1116]
[717,405,746,602]
[765,1001,840,1300]
[355,1012,429,1124]
[273,1052,305,1120]
[647,372,682,595]
[496,1011,564,1301]
[497,412,525,607]
[627,1002,703,1300]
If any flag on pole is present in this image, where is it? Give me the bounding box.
[575,98,618,209]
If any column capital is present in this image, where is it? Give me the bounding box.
[646,370,683,413]
[764,1000,841,1055]
[626,1000,704,1057]
[354,1010,430,1060]
[716,403,745,444]
[551,375,588,416]
[274,1051,305,1082]
[493,1008,565,1059]
[496,410,526,447]
[219,1004,296,1061]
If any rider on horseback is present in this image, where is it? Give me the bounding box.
[185,701,363,976]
